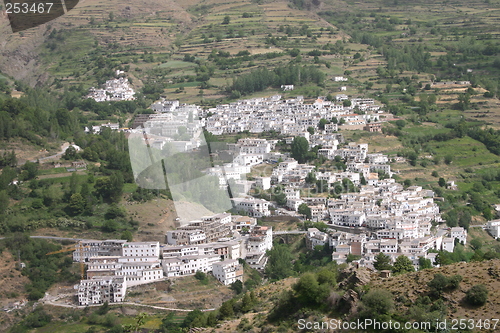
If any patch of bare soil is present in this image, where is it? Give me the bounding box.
[125,198,178,242]
[126,275,234,310]
[0,139,65,165]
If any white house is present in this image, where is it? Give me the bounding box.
[233,198,271,217]
[212,259,244,285]
[306,228,329,250]
[442,238,455,252]
[254,177,271,190]
[77,276,127,306]
[450,227,467,245]
[247,226,273,253]
[121,242,160,260]
[245,252,268,271]
[486,219,500,239]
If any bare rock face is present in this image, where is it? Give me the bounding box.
[338,266,371,290]
[340,289,359,315]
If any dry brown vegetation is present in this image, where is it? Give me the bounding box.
[126,275,234,310]
[0,251,31,331]
[372,259,500,320]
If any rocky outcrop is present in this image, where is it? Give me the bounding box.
[338,266,372,290]
[340,289,359,315]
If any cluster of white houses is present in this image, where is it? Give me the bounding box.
[164,214,273,273]
[307,226,467,269]
[87,72,136,102]
[75,214,273,305]
[75,240,161,305]
[203,95,386,136]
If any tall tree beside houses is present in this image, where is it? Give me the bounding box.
[291,136,309,163]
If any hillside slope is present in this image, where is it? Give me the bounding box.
[0,0,193,85]
[213,259,500,332]
[0,0,340,87]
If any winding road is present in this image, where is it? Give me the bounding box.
[32,142,70,163]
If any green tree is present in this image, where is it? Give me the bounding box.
[241,292,254,312]
[447,275,462,290]
[123,313,148,333]
[316,268,336,286]
[395,119,406,129]
[96,301,110,315]
[316,179,328,193]
[102,219,119,233]
[305,172,317,184]
[160,312,181,333]
[0,190,9,216]
[427,273,448,298]
[265,244,294,280]
[43,185,62,207]
[20,161,38,181]
[307,126,315,135]
[392,255,415,274]
[120,230,133,242]
[275,192,287,206]
[230,280,243,294]
[68,193,85,216]
[465,285,488,306]
[105,204,126,220]
[206,311,218,326]
[63,146,78,160]
[457,93,470,111]
[318,118,328,130]
[483,207,493,220]
[181,308,204,328]
[438,177,446,187]
[94,172,124,203]
[470,238,482,251]
[69,172,79,195]
[293,272,329,306]
[418,257,432,270]
[374,253,393,271]
[23,307,52,328]
[222,15,230,25]
[361,289,394,316]
[298,203,312,219]
[218,301,234,319]
[341,178,356,192]
[291,136,309,163]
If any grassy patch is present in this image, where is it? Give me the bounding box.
[430,137,500,168]
[123,183,138,193]
[159,61,196,69]
[34,322,91,333]
[38,167,71,175]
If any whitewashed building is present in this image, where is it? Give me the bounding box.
[77,276,127,306]
[212,259,244,285]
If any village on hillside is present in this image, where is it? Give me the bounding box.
[72,91,477,306]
